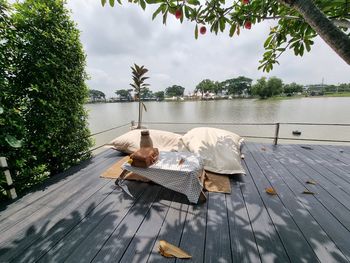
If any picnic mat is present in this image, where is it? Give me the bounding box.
[100,156,231,193]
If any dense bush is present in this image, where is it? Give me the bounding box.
[0,0,92,200]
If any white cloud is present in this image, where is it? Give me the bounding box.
[66,0,350,97]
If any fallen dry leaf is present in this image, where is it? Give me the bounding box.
[306,180,317,185]
[303,190,316,195]
[159,240,191,259]
[261,147,266,151]
[265,187,277,195]
[178,158,185,166]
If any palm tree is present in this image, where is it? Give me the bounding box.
[130,64,149,129]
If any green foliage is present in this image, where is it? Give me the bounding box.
[195,79,216,97]
[222,76,252,95]
[1,0,92,199]
[154,91,165,101]
[89,89,106,102]
[252,76,283,98]
[165,85,185,97]
[102,0,350,71]
[283,82,303,95]
[130,64,150,128]
[115,89,132,100]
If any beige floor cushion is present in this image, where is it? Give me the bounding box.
[179,127,245,175]
[107,129,181,154]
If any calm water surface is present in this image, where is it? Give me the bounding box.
[86,97,350,149]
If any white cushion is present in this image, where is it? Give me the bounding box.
[178,127,245,175]
[108,129,181,154]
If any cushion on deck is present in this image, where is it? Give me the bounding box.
[107,129,181,154]
[178,127,245,175]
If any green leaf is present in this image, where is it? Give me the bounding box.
[140,0,146,10]
[187,0,200,5]
[0,106,3,114]
[219,17,225,32]
[152,5,163,20]
[5,135,22,148]
[264,34,273,48]
[305,41,311,52]
[195,24,198,39]
[229,23,236,37]
[101,0,107,6]
[109,0,115,7]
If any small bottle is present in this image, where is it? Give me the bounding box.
[140,130,153,148]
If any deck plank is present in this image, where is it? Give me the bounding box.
[36,182,147,263]
[0,149,118,222]
[0,150,122,233]
[226,178,261,263]
[119,189,175,263]
[244,144,318,263]
[247,143,348,263]
[62,184,161,263]
[146,194,189,263]
[261,144,350,261]
[1,144,350,262]
[240,160,290,263]
[204,192,232,262]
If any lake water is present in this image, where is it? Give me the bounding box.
[86,97,350,151]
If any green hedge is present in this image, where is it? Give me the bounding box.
[0,0,92,200]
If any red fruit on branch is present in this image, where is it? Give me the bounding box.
[242,0,249,4]
[200,26,207,35]
[244,21,252,29]
[175,9,182,19]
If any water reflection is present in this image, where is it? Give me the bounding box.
[86,97,350,146]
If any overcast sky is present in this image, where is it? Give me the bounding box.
[66,0,350,97]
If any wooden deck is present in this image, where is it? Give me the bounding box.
[1,143,350,262]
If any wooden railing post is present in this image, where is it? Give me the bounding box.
[0,157,17,199]
[274,123,280,145]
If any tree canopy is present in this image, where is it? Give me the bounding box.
[165,85,185,97]
[222,76,253,95]
[102,0,350,71]
[89,89,106,101]
[251,76,283,98]
[1,0,92,198]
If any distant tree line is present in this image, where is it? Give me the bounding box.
[108,76,350,102]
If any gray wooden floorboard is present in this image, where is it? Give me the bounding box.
[316,145,350,166]
[0,150,122,230]
[0,149,117,221]
[204,192,232,263]
[176,196,208,263]
[90,185,163,263]
[294,145,350,183]
[261,144,350,261]
[63,184,160,263]
[147,194,189,263]
[119,189,175,263]
[240,160,290,262]
[248,143,348,263]
[1,144,350,262]
[269,144,350,230]
[36,182,147,263]
[244,144,318,263]
[285,145,350,202]
[226,178,261,263]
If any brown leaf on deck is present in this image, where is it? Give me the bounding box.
[306,180,317,185]
[265,187,277,195]
[178,157,185,166]
[303,190,316,195]
[261,147,266,151]
[159,240,191,259]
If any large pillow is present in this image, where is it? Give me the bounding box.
[178,127,245,175]
[107,129,182,154]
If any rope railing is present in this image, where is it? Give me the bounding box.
[87,121,350,152]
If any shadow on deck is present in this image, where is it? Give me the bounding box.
[0,143,350,262]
